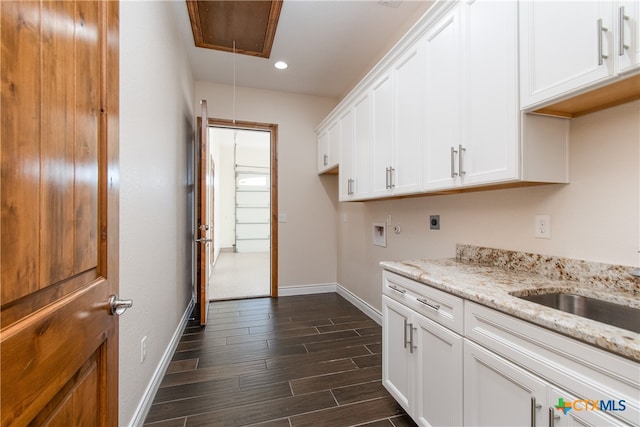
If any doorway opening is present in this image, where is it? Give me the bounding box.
[207,119,278,300]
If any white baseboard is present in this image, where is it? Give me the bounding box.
[336,284,382,325]
[127,297,196,427]
[278,283,336,296]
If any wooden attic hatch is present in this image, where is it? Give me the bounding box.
[186,0,283,58]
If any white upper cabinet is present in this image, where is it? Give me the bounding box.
[340,94,372,201]
[425,0,549,192]
[317,130,329,173]
[351,93,372,200]
[338,108,354,200]
[317,120,340,174]
[371,44,424,198]
[317,0,575,200]
[370,72,394,198]
[460,0,519,187]
[392,45,424,195]
[423,5,462,191]
[519,1,640,110]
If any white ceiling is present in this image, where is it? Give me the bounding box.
[171,0,433,100]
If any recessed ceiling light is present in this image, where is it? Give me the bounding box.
[274,61,288,70]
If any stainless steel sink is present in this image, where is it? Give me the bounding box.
[518,293,640,333]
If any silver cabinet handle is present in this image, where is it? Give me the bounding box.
[458,144,466,177]
[108,294,133,316]
[385,167,390,189]
[598,18,609,65]
[323,154,328,166]
[195,238,212,243]
[385,166,395,189]
[450,146,458,178]
[409,324,417,353]
[417,298,440,311]
[530,397,542,427]
[549,407,560,427]
[347,178,354,195]
[388,284,406,294]
[619,7,630,56]
[403,318,409,349]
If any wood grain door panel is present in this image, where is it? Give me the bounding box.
[197,101,210,325]
[1,1,119,425]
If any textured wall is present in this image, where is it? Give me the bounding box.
[119,2,195,424]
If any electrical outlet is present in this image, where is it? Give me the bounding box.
[141,336,147,363]
[535,214,551,239]
[430,215,440,230]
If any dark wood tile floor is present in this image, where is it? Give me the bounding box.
[143,293,416,427]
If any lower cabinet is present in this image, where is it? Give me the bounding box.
[382,271,639,427]
[382,295,412,411]
[464,340,633,427]
[413,312,463,427]
[464,340,548,427]
[382,295,463,427]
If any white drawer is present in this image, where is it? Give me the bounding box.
[382,270,464,335]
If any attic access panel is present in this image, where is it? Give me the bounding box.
[186,0,283,58]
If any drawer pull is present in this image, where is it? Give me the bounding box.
[417,298,440,311]
[389,284,406,294]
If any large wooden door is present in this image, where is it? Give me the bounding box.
[1,1,120,425]
[196,100,213,325]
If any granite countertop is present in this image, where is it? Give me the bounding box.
[380,245,640,362]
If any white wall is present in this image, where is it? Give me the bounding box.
[119,2,195,425]
[210,128,236,251]
[338,101,640,311]
[196,82,338,288]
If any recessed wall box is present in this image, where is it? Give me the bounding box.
[373,223,387,247]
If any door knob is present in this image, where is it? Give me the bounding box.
[198,224,210,231]
[195,238,212,243]
[108,295,133,315]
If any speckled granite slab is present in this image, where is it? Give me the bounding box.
[380,245,640,361]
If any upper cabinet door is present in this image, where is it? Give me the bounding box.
[317,130,329,173]
[353,93,372,199]
[318,120,340,174]
[339,108,354,201]
[617,0,640,74]
[461,0,518,186]
[392,45,424,195]
[423,5,462,191]
[370,72,394,198]
[520,1,615,109]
